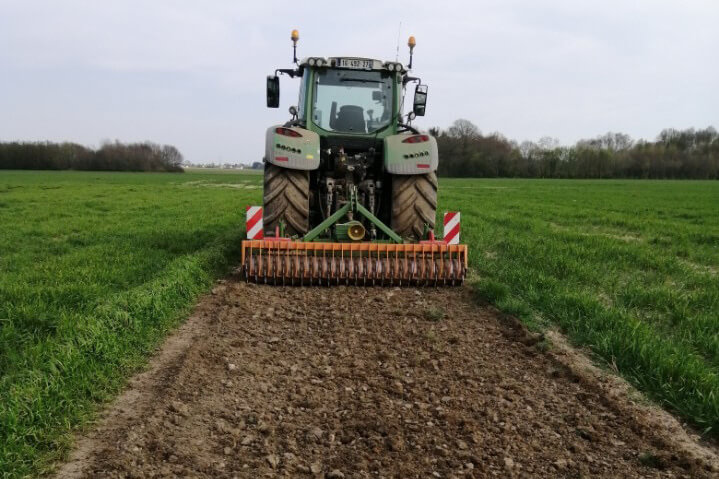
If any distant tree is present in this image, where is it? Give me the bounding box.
[161,145,184,171]
[447,119,480,141]
[432,123,718,179]
[0,141,185,172]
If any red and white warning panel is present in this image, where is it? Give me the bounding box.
[443,211,460,245]
[245,206,264,240]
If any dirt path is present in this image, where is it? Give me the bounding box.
[55,278,718,478]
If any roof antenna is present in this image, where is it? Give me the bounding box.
[395,21,402,61]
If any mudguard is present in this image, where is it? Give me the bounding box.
[383,133,439,174]
[264,126,321,170]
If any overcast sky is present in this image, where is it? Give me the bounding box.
[0,0,716,164]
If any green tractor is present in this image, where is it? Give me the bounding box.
[242,30,466,286]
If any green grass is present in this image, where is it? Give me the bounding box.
[0,170,262,477]
[439,179,719,438]
[1,172,718,477]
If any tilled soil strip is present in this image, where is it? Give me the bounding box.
[55,280,718,478]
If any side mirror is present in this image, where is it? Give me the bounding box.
[413,84,428,116]
[267,76,280,108]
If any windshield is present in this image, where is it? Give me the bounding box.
[312,69,393,134]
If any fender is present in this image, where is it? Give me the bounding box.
[264,126,321,170]
[383,133,438,174]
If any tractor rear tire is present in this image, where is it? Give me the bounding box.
[390,172,438,241]
[263,162,310,236]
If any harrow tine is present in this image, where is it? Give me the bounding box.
[352,256,358,286]
[397,258,403,287]
[410,249,416,285]
[336,247,342,286]
[295,253,300,286]
[260,255,270,284]
[256,246,261,283]
[361,256,366,286]
[346,255,351,285]
[422,248,426,286]
[318,254,323,287]
[371,250,377,287]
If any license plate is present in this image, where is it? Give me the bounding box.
[338,58,373,70]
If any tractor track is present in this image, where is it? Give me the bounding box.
[54,278,718,478]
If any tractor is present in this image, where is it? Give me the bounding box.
[241,30,466,285]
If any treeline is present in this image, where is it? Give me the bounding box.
[0,141,184,172]
[432,120,719,179]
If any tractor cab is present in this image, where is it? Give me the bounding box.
[267,53,428,141]
[294,58,404,136]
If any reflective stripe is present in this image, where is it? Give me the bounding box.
[443,212,460,245]
[246,206,264,239]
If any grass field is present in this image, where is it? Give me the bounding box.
[0,170,261,477]
[1,171,718,476]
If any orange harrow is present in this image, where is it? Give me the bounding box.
[241,240,467,286]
